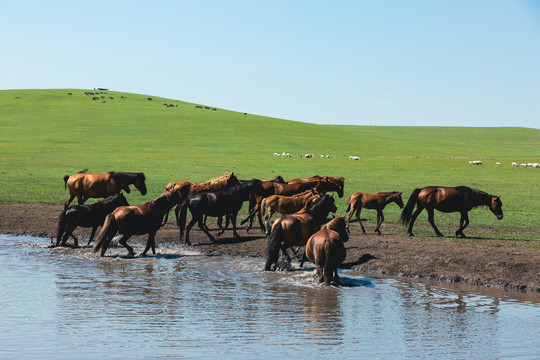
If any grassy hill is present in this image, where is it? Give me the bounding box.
[1,89,539,241]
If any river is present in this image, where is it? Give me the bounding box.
[0,234,538,359]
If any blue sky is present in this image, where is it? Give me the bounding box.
[1,0,539,128]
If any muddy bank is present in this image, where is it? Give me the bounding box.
[1,202,538,292]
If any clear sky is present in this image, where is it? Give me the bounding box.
[1,0,539,128]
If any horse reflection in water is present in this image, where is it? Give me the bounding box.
[265,194,337,271]
[93,190,181,257]
[302,216,349,285]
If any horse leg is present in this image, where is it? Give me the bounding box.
[64,194,76,210]
[196,216,216,242]
[316,265,324,283]
[184,216,200,245]
[141,232,156,256]
[230,212,240,238]
[356,208,366,233]
[217,214,230,236]
[456,212,469,238]
[264,209,275,236]
[118,234,135,257]
[375,209,384,235]
[87,226,98,245]
[62,221,78,247]
[427,208,444,237]
[346,206,355,232]
[407,207,423,236]
[299,252,307,268]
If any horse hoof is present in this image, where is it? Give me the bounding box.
[408,233,414,237]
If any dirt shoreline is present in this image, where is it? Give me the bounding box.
[1,202,539,293]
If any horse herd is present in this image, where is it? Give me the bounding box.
[57,170,504,285]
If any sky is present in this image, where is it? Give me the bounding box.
[1,0,539,128]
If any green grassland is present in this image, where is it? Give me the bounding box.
[1,89,539,244]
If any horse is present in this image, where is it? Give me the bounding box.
[240,175,288,232]
[56,194,129,248]
[265,194,337,271]
[261,189,324,235]
[272,176,344,198]
[178,179,266,245]
[63,169,147,209]
[303,216,349,285]
[288,175,345,189]
[93,190,181,257]
[400,186,503,237]
[163,172,239,226]
[345,191,404,234]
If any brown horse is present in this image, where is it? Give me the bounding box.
[303,216,349,285]
[163,172,239,225]
[401,186,503,237]
[272,176,344,198]
[288,175,345,190]
[93,190,181,257]
[64,169,147,209]
[261,189,323,235]
[265,194,337,271]
[345,191,404,234]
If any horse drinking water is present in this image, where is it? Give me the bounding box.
[400,186,503,237]
[63,169,147,209]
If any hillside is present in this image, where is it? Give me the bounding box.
[1,89,539,240]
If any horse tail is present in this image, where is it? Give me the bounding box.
[177,200,189,240]
[265,222,283,271]
[56,210,67,246]
[93,214,117,255]
[63,175,70,190]
[345,195,351,214]
[323,240,333,285]
[261,198,268,219]
[401,188,421,225]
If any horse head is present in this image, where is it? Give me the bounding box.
[134,172,147,195]
[226,172,240,187]
[490,196,503,220]
[325,216,349,243]
[395,192,404,208]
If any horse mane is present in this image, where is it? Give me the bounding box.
[109,172,145,183]
[196,172,235,192]
[456,186,492,208]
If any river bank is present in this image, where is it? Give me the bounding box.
[1,202,538,292]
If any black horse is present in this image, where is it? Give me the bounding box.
[178,179,266,244]
[56,193,129,247]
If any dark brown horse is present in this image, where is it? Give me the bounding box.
[63,169,147,209]
[401,186,503,237]
[261,189,323,235]
[56,193,129,247]
[265,194,337,271]
[178,179,266,244]
[345,191,403,234]
[303,216,349,285]
[163,172,239,226]
[93,190,181,257]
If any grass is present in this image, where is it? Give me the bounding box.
[1,89,539,246]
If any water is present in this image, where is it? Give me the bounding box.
[0,234,538,359]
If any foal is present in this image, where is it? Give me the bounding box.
[345,191,403,234]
